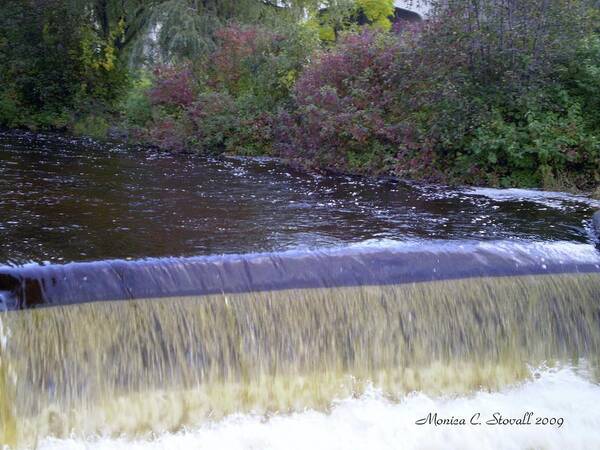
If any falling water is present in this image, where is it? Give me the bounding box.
[0,242,599,447]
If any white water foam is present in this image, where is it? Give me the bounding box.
[348,238,600,266]
[463,187,600,211]
[40,367,600,450]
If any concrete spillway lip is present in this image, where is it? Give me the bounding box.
[1,240,600,311]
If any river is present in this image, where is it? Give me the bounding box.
[0,131,599,449]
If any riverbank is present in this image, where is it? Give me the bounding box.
[3,2,600,194]
[5,125,600,203]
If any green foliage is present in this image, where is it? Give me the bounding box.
[187,92,239,152]
[121,77,154,127]
[402,0,600,189]
[72,115,111,140]
[26,110,71,131]
[346,142,391,173]
[145,0,324,62]
[313,0,395,43]
[0,88,21,129]
[356,0,394,30]
[0,0,130,129]
[209,23,318,108]
[0,0,324,132]
[559,33,600,129]
[1,0,599,192]
[462,98,600,188]
[139,21,315,154]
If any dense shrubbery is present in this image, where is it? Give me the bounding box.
[276,31,411,174]
[2,0,599,191]
[414,0,600,188]
[125,0,599,190]
[275,0,600,189]
[0,0,129,132]
[129,22,317,155]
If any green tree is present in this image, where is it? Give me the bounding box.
[356,0,395,30]
[0,0,128,128]
[314,0,395,42]
[0,0,324,128]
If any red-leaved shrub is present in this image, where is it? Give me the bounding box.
[275,30,421,175]
[149,66,195,109]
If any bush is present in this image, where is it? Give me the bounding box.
[0,88,20,128]
[410,0,600,188]
[146,117,190,152]
[121,77,153,127]
[72,114,111,140]
[139,65,196,151]
[186,92,239,153]
[461,99,600,188]
[276,0,600,188]
[24,109,70,131]
[559,33,600,130]
[149,66,196,110]
[276,30,417,175]
[140,22,316,155]
[209,23,318,109]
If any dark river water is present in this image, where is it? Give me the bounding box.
[1,130,598,266]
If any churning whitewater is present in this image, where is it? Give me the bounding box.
[38,367,600,450]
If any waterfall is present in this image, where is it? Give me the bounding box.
[0,241,599,447]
